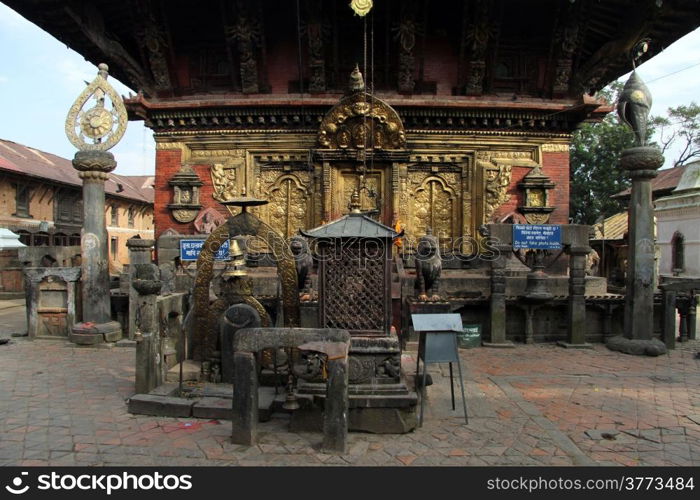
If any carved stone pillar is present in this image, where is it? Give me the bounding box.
[69,151,122,345]
[126,237,155,340]
[560,246,591,348]
[484,240,513,347]
[622,147,663,341]
[133,263,163,394]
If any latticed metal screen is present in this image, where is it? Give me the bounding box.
[320,241,388,335]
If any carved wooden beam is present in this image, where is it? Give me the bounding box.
[63,4,152,94]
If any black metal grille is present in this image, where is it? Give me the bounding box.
[322,243,385,332]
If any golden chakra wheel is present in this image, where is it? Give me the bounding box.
[80,107,114,140]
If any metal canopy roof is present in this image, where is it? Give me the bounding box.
[300,213,400,239]
[411,313,463,333]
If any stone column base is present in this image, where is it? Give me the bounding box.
[70,321,123,345]
[605,336,667,356]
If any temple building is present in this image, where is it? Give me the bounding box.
[5,0,698,250]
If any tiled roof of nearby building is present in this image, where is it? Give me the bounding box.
[0,139,153,204]
[591,211,628,241]
[613,164,686,199]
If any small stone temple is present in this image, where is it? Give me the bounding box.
[6,1,700,433]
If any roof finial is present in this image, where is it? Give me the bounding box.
[349,64,365,93]
[349,189,362,213]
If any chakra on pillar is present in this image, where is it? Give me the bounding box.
[65,63,128,152]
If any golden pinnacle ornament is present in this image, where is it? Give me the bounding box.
[350,0,373,17]
[65,63,128,151]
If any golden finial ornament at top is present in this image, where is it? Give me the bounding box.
[65,63,128,151]
[350,0,373,17]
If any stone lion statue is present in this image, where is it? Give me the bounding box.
[414,229,442,302]
[290,235,313,295]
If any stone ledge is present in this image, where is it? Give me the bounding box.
[127,394,194,417]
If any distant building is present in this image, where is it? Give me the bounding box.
[655,160,700,279]
[593,164,690,286]
[0,138,154,269]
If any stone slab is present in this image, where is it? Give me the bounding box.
[192,397,233,420]
[482,341,516,348]
[127,394,194,418]
[115,339,137,348]
[69,332,104,345]
[606,336,667,356]
[557,341,594,349]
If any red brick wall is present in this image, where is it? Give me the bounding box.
[154,150,230,240]
[542,150,570,225]
[493,150,570,225]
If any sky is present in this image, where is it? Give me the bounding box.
[0,3,698,175]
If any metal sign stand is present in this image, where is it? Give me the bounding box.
[412,313,469,426]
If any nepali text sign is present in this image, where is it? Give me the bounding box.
[180,239,230,261]
[512,224,562,250]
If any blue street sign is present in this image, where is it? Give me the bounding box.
[512,224,562,250]
[179,239,231,261]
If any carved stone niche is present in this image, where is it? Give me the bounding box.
[518,166,555,224]
[167,165,203,223]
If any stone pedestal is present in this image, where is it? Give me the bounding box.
[608,146,667,356]
[559,246,593,348]
[126,238,155,340]
[70,150,123,344]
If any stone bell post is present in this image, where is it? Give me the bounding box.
[607,68,666,356]
[65,63,128,344]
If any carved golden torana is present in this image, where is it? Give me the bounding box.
[317,92,406,150]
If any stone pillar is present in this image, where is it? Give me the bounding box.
[689,295,697,340]
[133,264,163,394]
[484,240,513,347]
[661,288,677,350]
[607,147,667,356]
[321,357,349,454]
[231,351,258,446]
[622,146,663,341]
[70,151,122,344]
[560,246,592,348]
[126,238,155,340]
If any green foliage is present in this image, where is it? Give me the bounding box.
[652,102,700,167]
[569,83,636,225]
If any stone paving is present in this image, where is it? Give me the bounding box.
[0,300,699,466]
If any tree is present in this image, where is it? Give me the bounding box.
[569,82,638,225]
[651,102,700,167]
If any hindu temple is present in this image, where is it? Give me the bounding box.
[6,0,700,436]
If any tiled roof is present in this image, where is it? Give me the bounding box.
[613,164,686,199]
[591,211,628,241]
[0,139,153,204]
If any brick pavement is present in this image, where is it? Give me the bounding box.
[0,303,698,466]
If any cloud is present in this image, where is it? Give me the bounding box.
[0,75,8,84]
